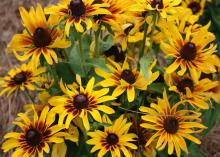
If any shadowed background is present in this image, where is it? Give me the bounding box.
[0,0,219,157]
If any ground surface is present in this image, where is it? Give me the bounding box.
[0,0,219,157]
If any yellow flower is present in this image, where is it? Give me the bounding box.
[113,23,144,51]
[87,115,137,157]
[127,113,156,157]
[35,74,54,91]
[0,61,46,96]
[161,24,218,81]
[95,58,159,102]
[165,72,219,109]
[199,73,220,103]
[49,75,115,130]
[7,4,71,65]
[45,0,110,36]
[93,0,132,31]
[1,106,75,157]
[139,90,207,157]
[182,0,206,17]
[132,0,182,18]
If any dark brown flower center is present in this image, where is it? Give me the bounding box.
[94,14,106,22]
[200,73,213,80]
[68,0,86,18]
[106,133,119,145]
[180,42,197,61]
[33,27,52,48]
[13,72,27,84]
[163,116,179,134]
[104,46,125,62]
[74,94,88,109]
[25,128,42,146]
[177,78,194,94]
[124,25,134,35]
[92,0,103,4]
[151,0,164,9]
[188,2,201,14]
[142,11,149,18]
[121,70,136,84]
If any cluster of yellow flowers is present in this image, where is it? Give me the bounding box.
[1,0,220,157]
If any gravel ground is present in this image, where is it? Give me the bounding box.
[0,0,219,157]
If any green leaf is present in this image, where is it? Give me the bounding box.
[68,44,86,77]
[55,62,74,84]
[148,83,165,94]
[86,57,110,72]
[210,6,220,27]
[66,133,92,157]
[184,143,206,157]
[99,34,114,54]
[202,102,220,135]
[140,56,152,79]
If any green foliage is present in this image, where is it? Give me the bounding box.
[55,62,75,84]
[98,34,114,54]
[86,57,110,72]
[140,56,152,79]
[202,102,220,135]
[199,1,220,52]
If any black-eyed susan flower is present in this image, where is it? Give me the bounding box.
[52,123,79,157]
[95,58,159,102]
[139,90,207,157]
[93,0,132,31]
[103,45,126,63]
[113,23,144,51]
[161,24,218,81]
[182,0,206,17]
[35,74,54,91]
[49,75,115,130]
[127,114,156,157]
[7,4,71,65]
[87,115,137,157]
[165,73,219,109]
[132,0,182,18]
[0,61,46,96]
[1,106,75,157]
[45,0,110,36]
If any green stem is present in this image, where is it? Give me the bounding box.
[63,50,75,75]
[79,35,86,75]
[95,24,102,57]
[148,12,158,56]
[140,22,148,59]
[49,64,59,87]
[25,89,35,103]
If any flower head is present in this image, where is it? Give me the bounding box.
[165,73,219,109]
[0,61,46,96]
[132,0,181,18]
[45,0,110,35]
[87,115,137,157]
[49,75,115,130]
[7,4,71,65]
[95,58,159,102]
[139,90,207,157]
[161,24,218,81]
[1,106,75,157]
